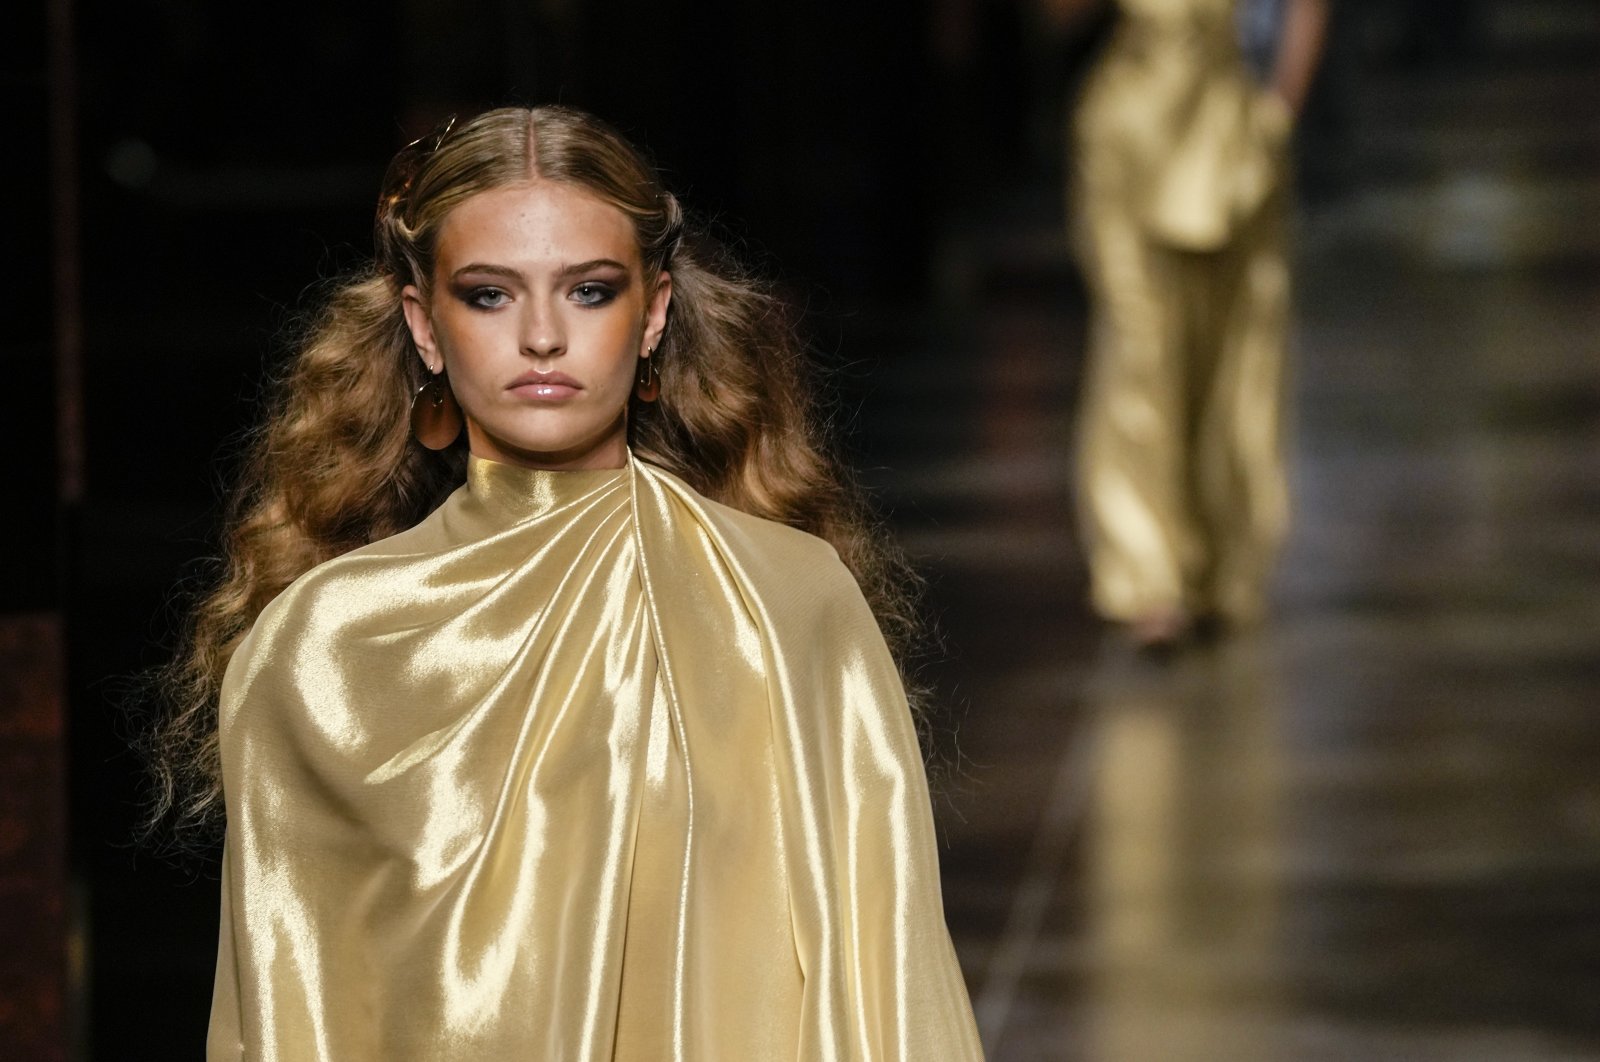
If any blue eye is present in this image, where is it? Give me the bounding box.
[571,283,616,307]
[467,288,510,309]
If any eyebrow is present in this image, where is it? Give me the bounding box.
[558,258,631,278]
[450,258,632,282]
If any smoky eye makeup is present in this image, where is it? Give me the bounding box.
[569,282,615,307]
[462,286,511,309]
[442,257,636,309]
[446,268,516,308]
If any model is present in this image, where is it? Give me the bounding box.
[149,105,983,1061]
[1072,0,1328,646]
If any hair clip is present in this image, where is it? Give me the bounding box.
[415,113,457,155]
[377,113,459,223]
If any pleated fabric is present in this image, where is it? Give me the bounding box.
[1072,0,1292,622]
[207,455,983,1061]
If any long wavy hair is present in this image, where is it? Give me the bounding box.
[146,105,926,840]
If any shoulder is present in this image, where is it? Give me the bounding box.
[224,503,454,683]
[216,506,467,752]
[637,461,862,604]
[255,518,436,630]
[705,491,846,577]
[633,463,885,668]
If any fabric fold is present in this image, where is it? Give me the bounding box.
[210,454,981,1061]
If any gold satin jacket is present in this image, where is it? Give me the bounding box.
[1076,0,1291,250]
[208,455,983,1061]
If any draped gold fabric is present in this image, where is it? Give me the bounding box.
[208,456,982,1061]
[1072,0,1292,622]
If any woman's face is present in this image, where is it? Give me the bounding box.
[401,181,671,470]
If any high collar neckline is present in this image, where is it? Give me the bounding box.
[464,454,629,524]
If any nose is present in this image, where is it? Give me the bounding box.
[520,298,565,359]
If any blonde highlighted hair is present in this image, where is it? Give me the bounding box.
[147,105,925,837]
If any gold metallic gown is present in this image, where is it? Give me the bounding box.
[1073,0,1293,622]
[208,456,983,1061]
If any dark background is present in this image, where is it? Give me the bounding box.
[10,1,1598,1059]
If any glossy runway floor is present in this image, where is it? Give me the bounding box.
[864,29,1600,1062]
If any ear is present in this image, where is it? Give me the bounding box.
[400,283,442,372]
[642,271,672,356]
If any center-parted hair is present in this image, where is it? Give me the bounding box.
[147,105,926,837]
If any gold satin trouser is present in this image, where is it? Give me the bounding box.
[1075,189,1290,622]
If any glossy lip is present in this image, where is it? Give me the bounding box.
[506,369,583,400]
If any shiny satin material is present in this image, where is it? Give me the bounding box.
[208,456,983,1060]
[1072,0,1291,622]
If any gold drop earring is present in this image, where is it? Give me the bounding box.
[410,367,464,449]
[634,347,660,403]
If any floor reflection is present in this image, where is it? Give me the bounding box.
[1084,638,1286,1062]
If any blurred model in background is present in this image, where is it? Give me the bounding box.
[1069,0,1328,648]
